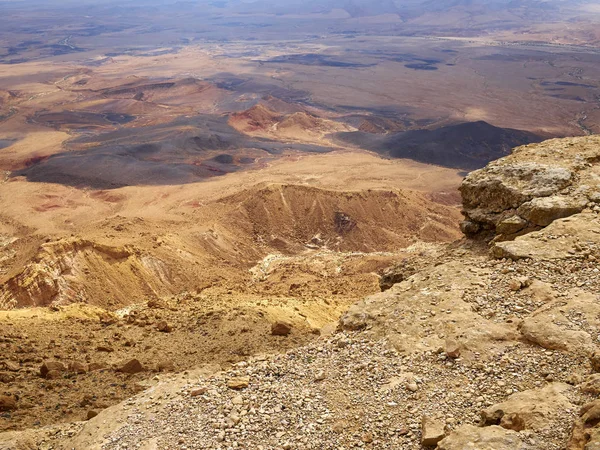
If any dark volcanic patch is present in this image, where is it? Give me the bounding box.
[260,54,376,68]
[405,63,438,71]
[332,121,545,170]
[212,154,234,164]
[101,82,176,97]
[549,94,586,102]
[358,50,443,70]
[31,111,135,130]
[13,114,333,189]
[208,73,311,105]
[0,41,86,64]
[338,114,410,134]
[541,81,596,88]
[0,139,16,150]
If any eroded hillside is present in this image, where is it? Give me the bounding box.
[0,149,463,435]
[0,135,595,450]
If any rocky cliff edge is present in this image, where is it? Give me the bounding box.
[2,135,600,450]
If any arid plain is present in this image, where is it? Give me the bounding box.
[1,0,600,441]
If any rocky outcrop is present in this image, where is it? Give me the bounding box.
[480,383,574,431]
[460,135,600,239]
[339,257,522,355]
[378,259,419,291]
[337,136,600,449]
[568,400,600,450]
[0,238,171,309]
[492,210,600,260]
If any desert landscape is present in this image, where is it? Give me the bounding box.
[1,1,600,449]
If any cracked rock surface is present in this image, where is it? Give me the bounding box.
[460,135,600,239]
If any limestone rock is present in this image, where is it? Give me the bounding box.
[481,383,573,431]
[156,321,173,333]
[361,433,373,443]
[421,416,445,446]
[460,135,600,238]
[461,162,573,214]
[190,387,208,397]
[340,261,519,355]
[509,279,523,291]
[437,425,527,450]
[591,351,600,373]
[517,195,587,227]
[519,316,594,355]
[96,345,114,353]
[339,304,370,331]
[460,220,481,236]
[2,361,20,372]
[157,360,175,372]
[314,371,326,382]
[68,361,88,374]
[492,212,600,260]
[227,376,250,390]
[445,339,461,359]
[518,291,600,356]
[87,362,106,372]
[0,372,15,383]
[580,374,600,395]
[568,400,600,450]
[45,370,62,380]
[496,215,527,235]
[379,261,417,291]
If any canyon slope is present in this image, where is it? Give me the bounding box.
[1,134,599,449]
[0,148,464,435]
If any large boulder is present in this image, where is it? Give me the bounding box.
[271,321,292,336]
[378,260,418,291]
[117,359,144,374]
[480,383,573,431]
[517,196,588,227]
[40,361,66,379]
[460,135,600,239]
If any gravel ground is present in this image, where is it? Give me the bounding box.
[100,332,584,450]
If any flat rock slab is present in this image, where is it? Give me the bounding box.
[421,416,446,446]
[437,425,530,450]
[492,211,600,260]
